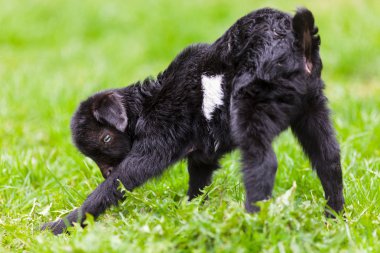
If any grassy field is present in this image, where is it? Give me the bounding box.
[1,0,379,252]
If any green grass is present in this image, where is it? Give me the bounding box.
[1,0,379,252]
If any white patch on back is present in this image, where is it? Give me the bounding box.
[201,74,224,120]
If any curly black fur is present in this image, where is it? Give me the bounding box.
[42,8,344,235]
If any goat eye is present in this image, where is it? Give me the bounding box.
[103,134,112,143]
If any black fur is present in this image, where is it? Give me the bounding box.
[42,8,344,235]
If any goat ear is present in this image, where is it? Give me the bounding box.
[92,92,128,132]
[293,8,315,74]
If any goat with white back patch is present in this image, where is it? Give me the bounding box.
[42,8,344,235]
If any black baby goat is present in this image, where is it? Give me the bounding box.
[42,8,344,235]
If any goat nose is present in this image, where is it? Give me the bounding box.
[98,163,113,179]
